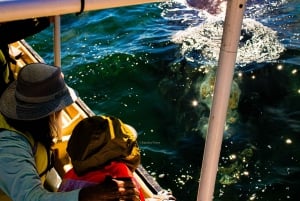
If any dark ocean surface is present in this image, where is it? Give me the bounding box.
[27,0,300,200]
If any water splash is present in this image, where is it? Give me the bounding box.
[171,18,285,68]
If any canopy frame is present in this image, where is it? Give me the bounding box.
[197,0,246,200]
[0,0,164,22]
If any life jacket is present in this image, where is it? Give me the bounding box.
[0,114,49,201]
[58,161,145,201]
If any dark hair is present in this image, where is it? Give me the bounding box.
[5,115,54,150]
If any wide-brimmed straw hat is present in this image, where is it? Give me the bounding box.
[0,63,77,120]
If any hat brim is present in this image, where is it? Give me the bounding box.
[0,81,78,120]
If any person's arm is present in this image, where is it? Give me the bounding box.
[0,130,140,201]
[0,130,79,201]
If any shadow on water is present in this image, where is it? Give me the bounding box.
[151,48,300,200]
[214,61,300,201]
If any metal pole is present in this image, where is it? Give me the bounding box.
[54,16,61,67]
[197,1,246,200]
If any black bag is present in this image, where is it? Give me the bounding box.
[0,17,50,45]
[0,17,50,95]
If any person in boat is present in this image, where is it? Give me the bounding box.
[58,115,145,201]
[0,63,140,201]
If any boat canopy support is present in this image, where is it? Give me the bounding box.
[0,0,165,23]
[54,16,61,67]
[197,0,246,200]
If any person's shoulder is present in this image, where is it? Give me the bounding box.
[0,128,18,136]
[0,129,32,149]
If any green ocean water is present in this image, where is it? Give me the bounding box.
[28,0,300,200]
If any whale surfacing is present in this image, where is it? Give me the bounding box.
[186,0,224,14]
